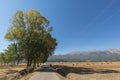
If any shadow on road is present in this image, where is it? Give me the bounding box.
[36,66,55,72]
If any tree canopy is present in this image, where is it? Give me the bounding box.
[4,10,57,68]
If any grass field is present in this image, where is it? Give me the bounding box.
[48,62,120,80]
[1,62,120,80]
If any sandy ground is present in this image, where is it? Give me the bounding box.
[48,62,120,80]
[20,72,36,80]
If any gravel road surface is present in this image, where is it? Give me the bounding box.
[29,65,61,80]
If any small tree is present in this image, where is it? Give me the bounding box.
[0,44,18,65]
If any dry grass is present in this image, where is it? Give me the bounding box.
[0,65,25,77]
[1,62,120,80]
[0,65,27,80]
[0,64,41,80]
[67,73,120,80]
[48,62,120,68]
[48,62,120,80]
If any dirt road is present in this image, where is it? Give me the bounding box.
[29,65,62,80]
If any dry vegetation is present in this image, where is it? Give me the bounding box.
[1,62,120,80]
[48,62,120,80]
[0,64,36,80]
[0,65,25,76]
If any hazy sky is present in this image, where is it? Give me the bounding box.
[0,0,120,55]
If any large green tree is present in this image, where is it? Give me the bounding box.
[5,10,57,68]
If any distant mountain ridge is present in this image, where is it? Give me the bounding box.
[48,49,120,62]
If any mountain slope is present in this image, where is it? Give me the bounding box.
[48,49,120,62]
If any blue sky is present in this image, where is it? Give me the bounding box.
[0,0,120,55]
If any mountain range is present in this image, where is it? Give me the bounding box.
[48,49,120,62]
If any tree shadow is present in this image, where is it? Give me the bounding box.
[51,65,120,77]
[36,67,55,72]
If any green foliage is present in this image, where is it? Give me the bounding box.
[4,10,57,67]
[0,43,18,64]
